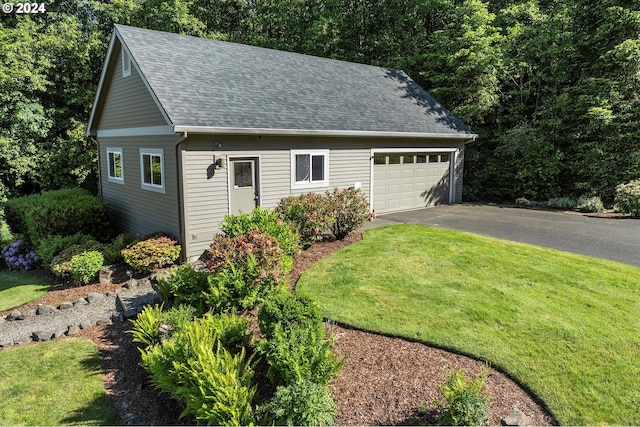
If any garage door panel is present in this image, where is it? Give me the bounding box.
[373,153,451,213]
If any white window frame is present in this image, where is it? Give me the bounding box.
[122,50,131,77]
[139,148,165,193]
[290,149,330,189]
[106,147,124,184]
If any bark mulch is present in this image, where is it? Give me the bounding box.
[5,232,555,425]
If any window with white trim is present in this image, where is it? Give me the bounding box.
[106,147,124,184]
[122,50,131,77]
[291,149,329,189]
[140,148,164,193]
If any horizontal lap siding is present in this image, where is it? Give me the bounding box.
[181,136,372,259]
[99,135,181,240]
[97,43,168,130]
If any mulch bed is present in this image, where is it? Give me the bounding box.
[3,232,556,426]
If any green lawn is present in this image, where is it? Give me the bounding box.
[0,338,116,425]
[296,224,640,426]
[0,271,49,311]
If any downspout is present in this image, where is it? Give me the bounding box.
[89,136,103,198]
[175,131,188,262]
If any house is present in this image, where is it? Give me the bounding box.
[86,24,477,260]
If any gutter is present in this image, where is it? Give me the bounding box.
[172,125,478,140]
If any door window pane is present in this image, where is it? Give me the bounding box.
[234,162,253,188]
[416,155,427,163]
[373,155,386,165]
[403,155,415,164]
[388,155,401,164]
[429,155,439,163]
[440,154,449,162]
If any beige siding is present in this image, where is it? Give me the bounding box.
[96,43,168,130]
[98,135,182,241]
[180,135,466,259]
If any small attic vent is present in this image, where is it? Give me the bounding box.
[122,50,131,77]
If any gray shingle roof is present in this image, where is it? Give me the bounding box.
[115,24,474,137]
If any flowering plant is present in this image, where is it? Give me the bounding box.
[1,240,40,271]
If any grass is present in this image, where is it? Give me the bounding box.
[0,271,49,311]
[296,224,640,426]
[0,338,116,425]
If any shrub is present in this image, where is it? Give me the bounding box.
[576,196,604,213]
[1,240,40,271]
[258,380,337,426]
[207,230,290,281]
[154,264,211,312]
[140,315,256,426]
[130,303,165,348]
[204,260,286,312]
[615,179,640,216]
[434,369,490,426]
[50,240,104,277]
[102,233,132,264]
[220,207,300,257]
[326,187,371,239]
[515,197,530,207]
[258,293,324,338]
[36,233,93,266]
[69,250,104,285]
[121,233,181,273]
[276,193,334,247]
[547,197,576,210]
[256,323,344,387]
[1,188,111,247]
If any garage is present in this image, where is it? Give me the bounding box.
[372,152,452,213]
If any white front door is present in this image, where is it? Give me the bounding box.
[229,158,258,214]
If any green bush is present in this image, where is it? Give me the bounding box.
[36,233,93,266]
[69,250,104,285]
[220,207,300,257]
[256,323,344,387]
[615,179,640,216]
[121,233,181,272]
[326,187,371,239]
[140,315,256,426]
[434,369,490,426]
[576,196,604,213]
[102,233,132,264]
[259,293,324,338]
[258,380,337,426]
[51,240,105,277]
[130,303,165,347]
[155,264,211,311]
[547,197,577,210]
[515,197,530,207]
[205,260,286,312]
[1,188,111,247]
[276,192,334,247]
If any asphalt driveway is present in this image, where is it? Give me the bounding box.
[367,204,640,268]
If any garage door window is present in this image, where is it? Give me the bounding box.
[291,149,329,189]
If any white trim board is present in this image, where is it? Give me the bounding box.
[96,125,174,138]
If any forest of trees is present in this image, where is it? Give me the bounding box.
[1,0,639,204]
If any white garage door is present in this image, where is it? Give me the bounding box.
[373,153,451,213]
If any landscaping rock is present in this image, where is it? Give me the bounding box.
[33,330,53,342]
[87,293,105,303]
[23,309,36,319]
[58,302,74,310]
[96,318,112,326]
[125,278,138,289]
[80,321,95,329]
[74,298,88,306]
[36,305,57,316]
[0,316,5,325]
[13,336,31,346]
[138,278,151,288]
[99,265,114,284]
[502,407,530,426]
[67,325,81,336]
[7,310,23,321]
[53,329,67,339]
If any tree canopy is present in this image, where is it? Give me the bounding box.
[1,0,638,203]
